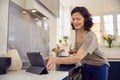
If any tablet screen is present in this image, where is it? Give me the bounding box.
[26,52,48,74]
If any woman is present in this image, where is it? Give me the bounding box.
[45,6,109,80]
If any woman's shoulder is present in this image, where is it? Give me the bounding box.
[86,31,96,38]
[84,31,98,45]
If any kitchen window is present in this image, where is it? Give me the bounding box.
[92,13,120,47]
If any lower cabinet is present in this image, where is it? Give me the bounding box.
[56,56,75,71]
[108,61,120,80]
[57,64,75,71]
[57,61,120,80]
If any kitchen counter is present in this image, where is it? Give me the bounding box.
[107,58,120,61]
[100,47,120,60]
[0,70,68,80]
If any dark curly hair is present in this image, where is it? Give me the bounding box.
[71,6,93,31]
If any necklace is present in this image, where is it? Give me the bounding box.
[76,30,88,43]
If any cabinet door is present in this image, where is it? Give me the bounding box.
[108,62,120,80]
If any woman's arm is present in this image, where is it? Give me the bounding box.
[68,49,77,54]
[45,48,87,70]
[56,49,87,64]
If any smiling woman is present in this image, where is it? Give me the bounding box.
[45,6,109,80]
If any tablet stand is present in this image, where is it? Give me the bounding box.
[26,66,48,75]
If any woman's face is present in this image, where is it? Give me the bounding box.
[71,12,85,30]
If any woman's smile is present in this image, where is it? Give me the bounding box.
[71,12,84,30]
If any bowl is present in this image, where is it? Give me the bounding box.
[0,57,11,74]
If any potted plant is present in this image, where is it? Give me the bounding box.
[63,36,68,46]
[103,34,115,48]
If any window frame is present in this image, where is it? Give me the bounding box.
[92,12,120,47]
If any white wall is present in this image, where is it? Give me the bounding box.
[0,0,9,56]
[60,0,120,15]
[89,0,120,14]
[46,19,57,56]
[63,7,71,37]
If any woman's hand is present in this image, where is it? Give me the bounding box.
[68,49,77,54]
[45,56,56,71]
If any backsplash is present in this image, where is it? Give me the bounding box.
[8,1,49,67]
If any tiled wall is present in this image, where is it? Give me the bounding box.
[8,1,49,64]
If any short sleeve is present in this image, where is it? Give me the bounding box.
[80,32,98,54]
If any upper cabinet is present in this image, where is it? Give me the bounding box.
[37,0,59,17]
[25,0,59,21]
[11,0,26,8]
[11,0,59,21]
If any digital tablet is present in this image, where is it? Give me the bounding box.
[26,52,48,74]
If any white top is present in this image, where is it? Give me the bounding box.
[0,70,68,80]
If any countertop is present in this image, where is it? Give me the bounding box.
[0,70,68,80]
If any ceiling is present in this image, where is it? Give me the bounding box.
[60,0,120,14]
